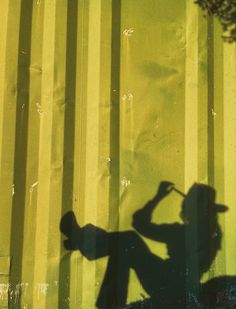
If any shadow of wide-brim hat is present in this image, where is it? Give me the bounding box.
[184,183,228,213]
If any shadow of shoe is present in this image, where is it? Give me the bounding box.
[60,211,82,250]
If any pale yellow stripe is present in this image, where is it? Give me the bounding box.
[0,0,9,167]
[21,0,45,297]
[223,42,236,275]
[0,0,21,183]
[184,0,199,293]
[0,0,21,271]
[97,0,112,230]
[209,19,226,277]
[96,0,113,304]
[46,1,68,308]
[19,2,46,306]
[32,0,56,308]
[70,0,88,307]
[121,33,134,156]
[73,0,88,223]
[185,1,199,189]
[82,0,101,308]
[0,2,20,305]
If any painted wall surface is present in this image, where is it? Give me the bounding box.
[0,0,236,308]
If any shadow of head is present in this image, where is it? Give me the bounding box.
[180,183,228,223]
[180,183,228,270]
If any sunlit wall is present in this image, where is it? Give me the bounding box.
[0,0,236,308]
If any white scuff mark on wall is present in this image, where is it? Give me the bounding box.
[30,181,39,193]
[123,28,135,37]
[14,283,23,302]
[106,157,112,164]
[35,102,43,115]
[36,283,49,299]
[10,283,29,305]
[121,176,131,188]
[9,288,14,301]
[12,184,15,196]
[211,108,217,119]
[122,91,134,103]
[100,156,112,166]
[0,284,10,301]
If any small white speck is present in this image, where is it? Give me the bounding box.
[121,177,131,188]
[122,91,133,103]
[0,283,10,300]
[36,102,43,115]
[211,108,216,118]
[123,28,135,37]
[122,94,127,101]
[30,181,38,193]
[12,184,15,196]
[36,283,49,299]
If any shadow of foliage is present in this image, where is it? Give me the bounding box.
[195,0,236,42]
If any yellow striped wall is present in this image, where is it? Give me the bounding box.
[0,0,235,308]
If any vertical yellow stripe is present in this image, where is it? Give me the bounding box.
[95,0,112,302]
[32,0,56,308]
[0,2,21,307]
[0,4,13,306]
[185,0,199,297]
[0,0,20,252]
[21,1,45,305]
[185,2,198,189]
[223,42,236,275]
[46,1,68,308]
[70,0,89,307]
[210,19,226,277]
[82,0,101,308]
[0,0,9,163]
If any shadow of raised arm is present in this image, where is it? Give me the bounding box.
[132,181,175,241]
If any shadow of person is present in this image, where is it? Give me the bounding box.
[132,182,228,308]
[60,182,228,309]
